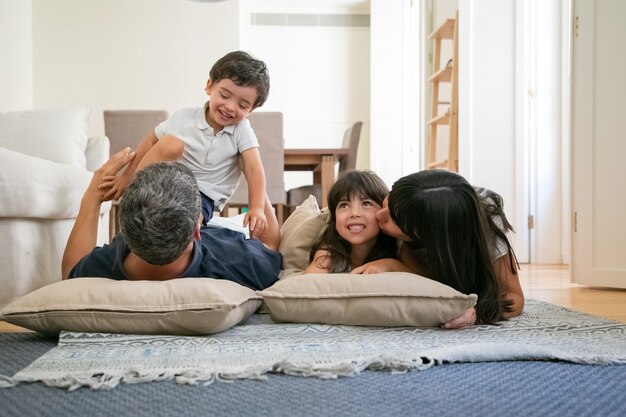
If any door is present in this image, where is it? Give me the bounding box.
[571,0,626,287]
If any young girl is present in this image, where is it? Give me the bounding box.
[304,170,396,273]
[360,169,524,327]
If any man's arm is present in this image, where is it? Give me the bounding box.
[62,148,136,279]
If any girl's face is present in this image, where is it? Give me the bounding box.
[376,197,411,241]
[335,195,382,248]
[205,78,257,131]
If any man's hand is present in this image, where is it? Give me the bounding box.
[85,148,136,204]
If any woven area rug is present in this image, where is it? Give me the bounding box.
[1,299,625,390]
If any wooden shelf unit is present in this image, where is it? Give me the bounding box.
[427,12,458,171]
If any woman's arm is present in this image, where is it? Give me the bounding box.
[494,253,525,318]
[442,254,523,328]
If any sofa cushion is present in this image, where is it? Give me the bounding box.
[0,278,261,336]
[258,272,478,327]
[0,108,91,169]
[279,195,329,272]
[0,147,96,218]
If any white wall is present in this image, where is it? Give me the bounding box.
[239,0,370,190]
[370,0,422,187]
[458,0,517,205]
[2,0,370,191]
[31,0,239,137]
[532,0,564,263]
[371,0,565,262]
[0,0,33,112]
[458,0,564,263]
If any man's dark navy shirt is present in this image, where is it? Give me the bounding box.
[69,227,282,291]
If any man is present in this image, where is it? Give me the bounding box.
[62,148,282,290]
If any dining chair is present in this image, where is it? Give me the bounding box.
[286,121,363,209]
[103,110,169,238]
[221,111,287,225]
[103,110,169,154]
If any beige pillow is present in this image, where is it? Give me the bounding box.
[257,272,477,327]
[0,278,261,336]
[279,195,329,271]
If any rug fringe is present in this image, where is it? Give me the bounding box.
[274,355,435,379]
[3,355,437,390]
[0,374,17,388]
[4,353,624,391]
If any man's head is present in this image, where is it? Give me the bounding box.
[119,162,201,265]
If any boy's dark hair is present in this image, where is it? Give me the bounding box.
[209,50,270,109]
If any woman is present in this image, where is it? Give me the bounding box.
[353,169,524,327]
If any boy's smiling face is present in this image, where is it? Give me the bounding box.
[205,78,258,131]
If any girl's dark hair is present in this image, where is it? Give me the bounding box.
[309,170,397,272]
[209,50,270,108]
[388,170,517,324]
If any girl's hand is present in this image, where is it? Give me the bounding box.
[351,258,410,274]
[441,307,476,329]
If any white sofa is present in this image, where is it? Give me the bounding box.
[0,109,111,308]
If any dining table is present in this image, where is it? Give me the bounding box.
[283,148,349,208]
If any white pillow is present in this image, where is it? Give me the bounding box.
[0,108,91,169]
[0,147,94,218]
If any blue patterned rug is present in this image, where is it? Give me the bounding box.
[1,299,625,390]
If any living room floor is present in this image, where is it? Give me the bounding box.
[1,264,625,332]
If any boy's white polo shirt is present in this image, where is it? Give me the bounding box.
[155,101,259,210]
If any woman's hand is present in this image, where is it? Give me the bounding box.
[441,307,476,329]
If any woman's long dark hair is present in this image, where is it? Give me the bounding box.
[388,170,516,324]
[309,170,397,272]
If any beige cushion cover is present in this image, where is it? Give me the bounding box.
[0,278,261,336]
[279,195,329,271]
[258,272,478,327]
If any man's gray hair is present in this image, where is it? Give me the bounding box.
[119,161,201,265]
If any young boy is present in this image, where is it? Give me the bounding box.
[101,50,271,238]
